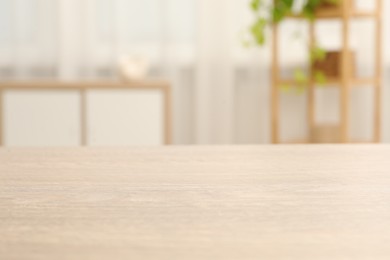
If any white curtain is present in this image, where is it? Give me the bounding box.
[0,0,389,144]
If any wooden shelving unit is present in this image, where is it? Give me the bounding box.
[271,0,383,144]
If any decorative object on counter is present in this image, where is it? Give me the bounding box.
[312,50,355,79]
[119,56,150,82]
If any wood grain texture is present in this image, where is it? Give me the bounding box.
[1,145,390,259]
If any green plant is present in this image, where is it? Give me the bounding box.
[247,0,340,93]
[249,0,340,45]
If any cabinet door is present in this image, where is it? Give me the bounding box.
[3,89,164,146]
[87,90,164,146]
[4,90,80,146]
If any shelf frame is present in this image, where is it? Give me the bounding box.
[271,0,383,144]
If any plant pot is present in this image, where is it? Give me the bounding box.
[312,50,355,79]
[315,0,354,14]
[318,2,339,10]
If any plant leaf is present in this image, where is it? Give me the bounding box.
[280,84,291,93]
[250,0,262,12]
[310,45,326,63]
[250,17,267,46]
[295,85,306,94]
[272,0,293,23]
[293,68,308,85]
[314,70,327,85]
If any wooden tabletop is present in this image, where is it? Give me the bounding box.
[1,145,390,259]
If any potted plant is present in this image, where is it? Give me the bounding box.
[247,0,352,91]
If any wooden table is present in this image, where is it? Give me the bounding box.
[1,145,390,259]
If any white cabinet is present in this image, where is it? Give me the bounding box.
[87,90,163,146]
[2,85,167,146]
[4,91,81,146]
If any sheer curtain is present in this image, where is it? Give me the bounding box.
[0,0,389,144]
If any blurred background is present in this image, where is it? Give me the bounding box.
[0,0,388,146]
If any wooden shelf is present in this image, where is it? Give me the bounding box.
[284,139,375,144]
[271,0,382,144]
[350,139,376,144]
[353,10,379,18]
[277,77,378,87]
[282,139,310,144]
[283,122,375,144]
[286,10,378,19]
